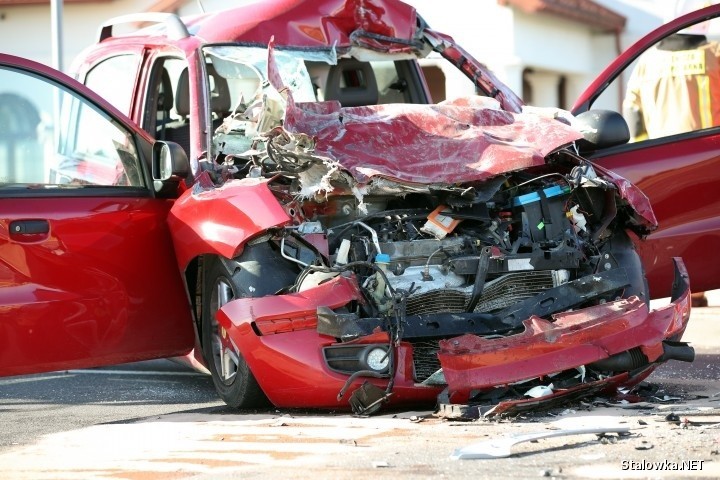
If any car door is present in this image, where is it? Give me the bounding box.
[0,54,195,376]
[572,4,720,298]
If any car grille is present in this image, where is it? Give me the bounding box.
[473,270,555,313]
[406,289,468,315]
[405,270,555,317]
[406,270,556,382]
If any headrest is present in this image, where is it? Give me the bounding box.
[174,65,231,119]
[157,68,174,111]
[175,68,190,118]
[324,59,378,107]
[207,63,231,115]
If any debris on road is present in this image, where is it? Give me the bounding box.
[450,424,631,459]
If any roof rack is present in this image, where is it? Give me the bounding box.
[97,12,190,43]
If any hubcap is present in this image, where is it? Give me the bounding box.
[210,278,239,384]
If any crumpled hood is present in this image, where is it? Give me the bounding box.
[282,96,584,185]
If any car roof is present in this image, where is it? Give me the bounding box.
[100,0,420,49]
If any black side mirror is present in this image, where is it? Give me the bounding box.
[153,141,189,196]
[574,110,630,152]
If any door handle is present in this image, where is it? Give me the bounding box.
[9,219,50,236]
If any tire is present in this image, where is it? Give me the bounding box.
[201,243,299,408]
[201,255,268,409]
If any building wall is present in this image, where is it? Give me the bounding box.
[406,0,666,109]
[0,0,673,107]
[0,0,157,70]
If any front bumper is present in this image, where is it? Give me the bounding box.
[216,258,691,410]
[439,258,691,403]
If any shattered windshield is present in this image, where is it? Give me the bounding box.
[203,45,423,159]
[206,46,323,104]
[199,44,584,192]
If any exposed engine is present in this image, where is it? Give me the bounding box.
[273,159,643,322]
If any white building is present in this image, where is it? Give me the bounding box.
[0,0,677,109]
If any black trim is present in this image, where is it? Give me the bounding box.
[0,187,151,199]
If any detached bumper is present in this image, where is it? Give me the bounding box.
[438,258,692,403]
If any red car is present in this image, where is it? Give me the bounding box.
[0,0,714,414]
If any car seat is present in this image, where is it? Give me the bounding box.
[324,59,378,107]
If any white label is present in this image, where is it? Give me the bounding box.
[507,258,534,271]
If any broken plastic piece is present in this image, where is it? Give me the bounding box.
[420,205,461,239]
[451,426,630,459]
[524,384,554,398]
[348,381,391,415]
[568,205,588,233]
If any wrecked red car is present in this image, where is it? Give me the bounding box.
[2,0,715,415]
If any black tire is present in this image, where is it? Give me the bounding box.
[201,242,298,409]
[201,255,268,409]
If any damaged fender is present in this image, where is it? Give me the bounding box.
[168,177,292,271]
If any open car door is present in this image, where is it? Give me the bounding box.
[0,54,195,376]
[572,4,720,298]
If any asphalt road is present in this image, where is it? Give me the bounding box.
[0,359,226,449]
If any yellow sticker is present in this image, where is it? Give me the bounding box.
[221,327,227,339]
[669,50,706,76]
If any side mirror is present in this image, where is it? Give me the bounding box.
[153,141,189,196]
[574,110,630,152]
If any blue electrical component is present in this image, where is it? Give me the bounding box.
[512,184,571,207]
[375,253,391,263]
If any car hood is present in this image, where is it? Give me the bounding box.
[284,96,584,185]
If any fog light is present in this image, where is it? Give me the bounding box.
[365,347,389,372]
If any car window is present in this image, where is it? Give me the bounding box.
[592,18,720,145]
[84,54,140,116]
[143,57,188,139]
[0,66,144,187]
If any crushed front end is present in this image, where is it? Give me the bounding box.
[177,39,694,414]
[204,134,693,413]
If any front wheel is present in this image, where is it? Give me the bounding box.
[201,255,268,409]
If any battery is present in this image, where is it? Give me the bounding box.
[512,184,571,242]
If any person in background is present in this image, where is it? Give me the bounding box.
[623,0,716,307]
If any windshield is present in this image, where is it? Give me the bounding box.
[202,45,424,159]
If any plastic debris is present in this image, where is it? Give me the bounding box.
[524,384,554,398]
[451,426,630,459]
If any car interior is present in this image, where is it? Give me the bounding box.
[145,56,426,158]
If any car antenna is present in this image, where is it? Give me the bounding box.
[197,0,205,13]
